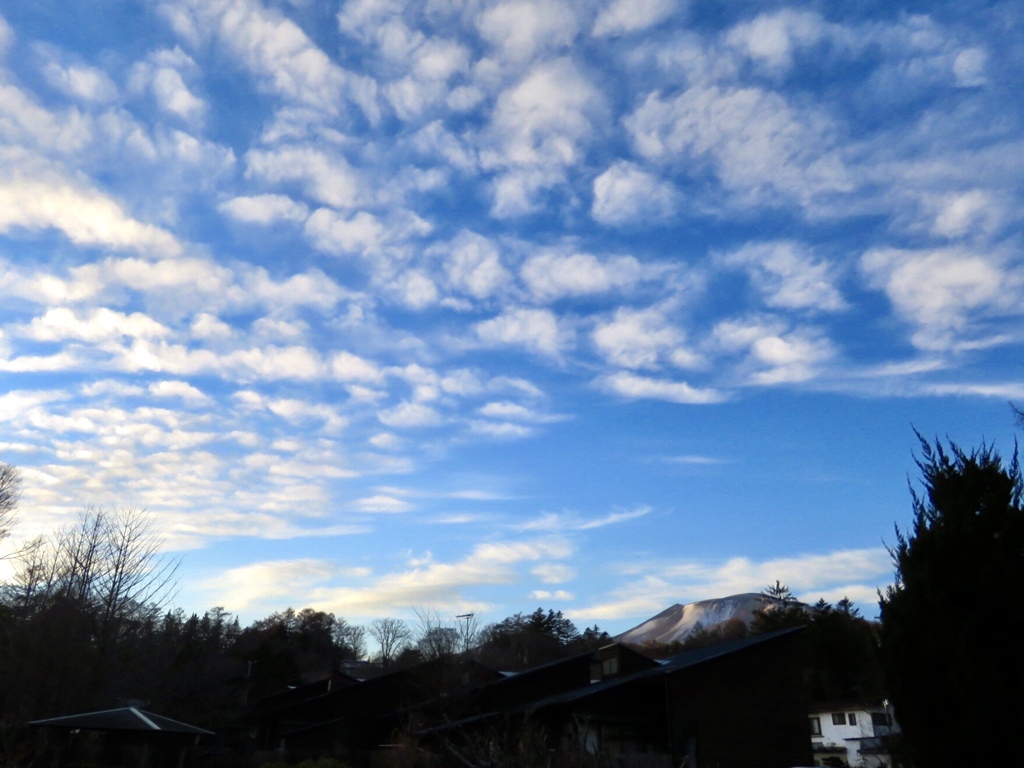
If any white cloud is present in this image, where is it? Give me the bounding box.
[600,372,724,404]
[119,339,326,381]
[441,231,511,300]
[477,1,580,62]
[483,58,603,216]
[305,209,386,255]
[592,306,688,370]
[592,161,678,225]
[861,247,1021,351]
[931,189,1000,238]
[468,420,533,438]
[203,559,342,611]
[577,548,892,621]
[378,401,442,428]
[713,318,835,384]
[331,351,383,382]
[411,121,478,171]
[0,15,12,57]
[478,401,554,423]
[22,307,169,342]
[952,47,987,87]
[515,506,652,532]
[593,0,679,38]
[219,194,309,224]
[626,85,851,210]
[149,380,212,404]
[725,9,827,72]
[41,57,118,103]
[105,256,232,299]
[392,270,439,309]
[532,563,576,583]
[159,0,379,122]
[240,266,348,311]
[350,494,414,513]
[252,316,306,341]
[379,30,471,120]
[748,333,834,384]
[719,241,846,312]
[80,380,145,398]
[336,0,403,41]
[249,397,350,434]
[245,146,360,208]
[369,432,399,449]
[0,150,181,256]
[128,48,206,123]
[307,538,574,616]
[475,307,573,357]
[531,589,574,600]
[521,250,648,302]
[0,80,91,154]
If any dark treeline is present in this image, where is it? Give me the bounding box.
[0,465,613,756]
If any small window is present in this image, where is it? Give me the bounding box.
[809,717,822,736]
[832,713,846,725]
[847,713,856,726]
[601,656,619,676]
[871,713,891,727]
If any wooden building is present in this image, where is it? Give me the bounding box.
[249,628,811,768]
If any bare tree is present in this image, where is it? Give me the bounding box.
[2,504,180,716]
[333,617,367,660]
[414,607,460,660]
[369,617,412,666]
[12,504,178,626]
[0,462,21,549]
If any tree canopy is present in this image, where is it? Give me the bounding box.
[879,434,1024,767]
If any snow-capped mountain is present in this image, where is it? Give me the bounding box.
[614,593,786,646]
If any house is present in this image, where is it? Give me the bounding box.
[807,700,899,767]
[430,628,812,768]
[248,656,504,755]
[249,628,812,768]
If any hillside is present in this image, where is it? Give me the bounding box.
[614,593,789,646]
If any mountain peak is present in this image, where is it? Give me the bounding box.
[614,593,777,646]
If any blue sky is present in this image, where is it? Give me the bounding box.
[0,0,1021,636]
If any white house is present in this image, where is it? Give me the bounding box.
[807,700,899,767]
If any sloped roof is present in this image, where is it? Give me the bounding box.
[425,626,804,733]
[29,707,214,736]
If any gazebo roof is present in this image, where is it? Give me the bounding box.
[29,707,213,736]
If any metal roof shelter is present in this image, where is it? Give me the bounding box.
[30,707,214,768]
[30,707,214,735]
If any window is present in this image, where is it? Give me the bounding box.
[832,713,846,725]
[601,656,619,676]
[871,713,892,727]
[847,713,857,726]
[809,717,822,736]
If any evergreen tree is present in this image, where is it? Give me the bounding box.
[879,435,1024,767]
[750,581,807,633]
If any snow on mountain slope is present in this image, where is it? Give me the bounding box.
[613,593,779,646]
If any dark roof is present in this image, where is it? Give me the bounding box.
[426,627,804,733]
[29,707,214,736]
[808,698,888,712]
[522,626,805,709]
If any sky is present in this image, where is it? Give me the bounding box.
[0,0,1022,638]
